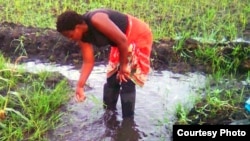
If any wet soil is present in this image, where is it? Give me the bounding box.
[0,22,211,73]
[0,22,250,125]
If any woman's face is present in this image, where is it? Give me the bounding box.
[62,25,84,42]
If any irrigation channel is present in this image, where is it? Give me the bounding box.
[19,61,206,141]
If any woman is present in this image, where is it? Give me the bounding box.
[56,8,153,118]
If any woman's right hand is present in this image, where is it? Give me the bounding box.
[75,86,86,102]
[117,64,130,83]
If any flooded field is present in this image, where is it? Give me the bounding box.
[20,61,206,141]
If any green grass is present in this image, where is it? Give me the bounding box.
[0,54,71,141]
[0,0,249,40]
[177,74,250,125]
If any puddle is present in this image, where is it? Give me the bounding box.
[20,61,206,141]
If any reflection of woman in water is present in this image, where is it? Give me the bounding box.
[56,8,153,118]
[103,111,141,140]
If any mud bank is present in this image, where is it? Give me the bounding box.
[1,22,250,74]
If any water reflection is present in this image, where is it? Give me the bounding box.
[20,62,206,141]
[103,110,143,141]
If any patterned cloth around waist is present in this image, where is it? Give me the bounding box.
[106,15,153,87]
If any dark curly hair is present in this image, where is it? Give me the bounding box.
[56,10,84,32]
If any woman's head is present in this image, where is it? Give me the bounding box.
[56,10,86,41]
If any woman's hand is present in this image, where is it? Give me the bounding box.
[75,86,86,102]
[117,64,130,83]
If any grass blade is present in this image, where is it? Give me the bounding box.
[5,108,29,122]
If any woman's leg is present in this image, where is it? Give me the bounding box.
[120,80,136,118]
[103,72,120,110]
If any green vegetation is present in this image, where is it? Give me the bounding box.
[0,0,250,140]
[0,54,71,140]
[176,73,250,125]
[0,0,249,40]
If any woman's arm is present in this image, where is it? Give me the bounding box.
[90,13,130,82]
[77,42,95,87]
[75,42,95,102]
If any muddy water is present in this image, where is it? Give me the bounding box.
[21,61,206,141]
